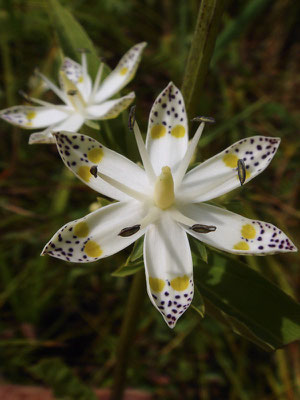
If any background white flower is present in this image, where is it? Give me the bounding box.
[42,82,297,328]
[0,42,147,144]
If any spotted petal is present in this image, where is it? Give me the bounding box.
[178,136,281,202]
[42,200,147,262]
[178,202,297,255]
[94,42,147,103]
[86,92,135,120]
[60,57,92,101]
[144,213,193,328]
[0,105,70,129]
[55,131,149,201]
[145,82,188,176]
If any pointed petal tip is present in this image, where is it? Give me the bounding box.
[137,41,147,49]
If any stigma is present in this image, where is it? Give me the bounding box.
[153,166,175,210]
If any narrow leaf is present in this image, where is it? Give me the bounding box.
[194,253,300,350]
[46,0,109,79]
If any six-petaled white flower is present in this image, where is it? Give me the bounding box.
[0,43,147,144]
[42,82,297,328]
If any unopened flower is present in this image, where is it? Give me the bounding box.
[42,82,297,328]
[0,43,147,144]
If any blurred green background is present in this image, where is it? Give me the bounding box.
[0,0,299,398]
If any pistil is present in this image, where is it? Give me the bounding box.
[153,166,175,210]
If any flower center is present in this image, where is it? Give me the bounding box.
[60,71,86,113]
[153,166,175,210]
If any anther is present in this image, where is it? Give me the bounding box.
[237,159,246,185]
[192,116,215,124]
[118,225,141,237]
[77,48,91,54]
[90,165,98,178]
[67,89,78,96]
[18,90,34,104]
[128,105,136,130]
[190,224,216,233]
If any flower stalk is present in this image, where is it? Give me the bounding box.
[110,270,145,400]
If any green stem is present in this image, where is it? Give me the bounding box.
[50,167,74,215]
[181,0,226,117]
[110,270,145,400]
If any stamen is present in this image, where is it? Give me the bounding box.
[90,62,104,101]
[190,224,216,233]
[237,159,246,185]
[174,121,205,187]
[170,209,216,233]
[79,49,89,95]
[118,225,141,237]
[19,90,68,109]
[89,165,148,202]
[67,89,78,96]
[34,68,69,104]
[128,105,136,130]
[131,113,156,183]
[192,116,215,124]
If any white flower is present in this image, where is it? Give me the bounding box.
[42,82,297,328]
[0,43,147,144]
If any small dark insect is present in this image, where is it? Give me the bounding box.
[190,224,217,233]
[90,165,98,178]
[128,105,136,130]
[191,116,215,124]
[237,159,246,185]
[118,224,141,237]
[67,89,78,96]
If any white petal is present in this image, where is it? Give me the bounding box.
[145,82,188,175]
[42,201,147,262]
[178,136,281,202]
[144,213,193,328]
[28,114,84,145]
[60,57,92,101]
[55,131,149,201]
[86,93,135,120]
[29,128,55,144]
[51,113,85,132]
[0,105,70,129]
[178,202,297,255]
[93,42,146,103]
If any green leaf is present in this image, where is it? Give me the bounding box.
[111,260,144,277]
[191,285,205,318]
[46,0,109,79]
[194,253,300,350]
[129,236,144,262]
[29,358,97,400]
[190,236,208,263]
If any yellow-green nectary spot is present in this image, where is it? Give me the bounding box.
[223,153,238,168]
[149,277,165,292]
[170,275,189,291]
[151,124,166,139]
[74,221,89,238]
[77,166,92,182]
[171,124,185,138]
[241,224,256,239]
[88,147,104,163]
[84,240,103,258]
[233,241,250,251]
[120,67,128,75]
[26,111,36,120]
